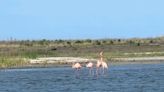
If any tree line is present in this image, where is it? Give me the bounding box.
[0,37,164,47]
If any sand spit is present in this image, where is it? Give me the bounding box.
[29,57,97,64]
[113,56,164,62]
[29,56,164,64]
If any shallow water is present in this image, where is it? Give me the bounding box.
[0,64,164,92]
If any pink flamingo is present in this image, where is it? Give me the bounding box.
[86,62,94,75]
[101,61,108,74]
[96,51,103,75]
[96,51,108,75]
[99,51,103,57]
[72,62,82,77]
[72,62,82,70]
[96,60,102,75]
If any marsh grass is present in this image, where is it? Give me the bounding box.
[1,37,164,68]
[0,57,28,68]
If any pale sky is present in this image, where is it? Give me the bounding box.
[0,0,164,40]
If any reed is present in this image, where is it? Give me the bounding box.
[0,37,164,68]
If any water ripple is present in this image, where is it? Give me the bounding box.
[0,63,164,92]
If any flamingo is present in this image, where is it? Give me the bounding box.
[96,60,108,75]
[72,62,82,70]
[96,51,104,75]
[99,51,103,57]
[86,62,94,75]
[96,51,108,75]
[101,61,108,74]
[96,60,102,75]
[72,62,82,77]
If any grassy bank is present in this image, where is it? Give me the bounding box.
[1,37,164,68]
[0,57,28,68]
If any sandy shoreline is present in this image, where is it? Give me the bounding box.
[29,57,97,64]
[1,56,164,69]
[28,56,164,66]
[113,57,164,61]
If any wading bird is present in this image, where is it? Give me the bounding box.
[96,60,102,75]
[101,61,108,74]
[86,62,94,75]
[96,51,108,75]
[72,62,82,77]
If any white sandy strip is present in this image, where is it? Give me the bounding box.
[124,52,164,55]
[113,56,164,61]
[29,57,96,64]
[29,56,164,64]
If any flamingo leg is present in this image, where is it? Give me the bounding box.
[75,69,80,78]
[89,68,91,75]
[76,69,78,76]
[102,68,105,75]
[91,68,94,76]
[96,67,100,76]
[89,68,94,76]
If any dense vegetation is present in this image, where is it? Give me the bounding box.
[1,37,164,68]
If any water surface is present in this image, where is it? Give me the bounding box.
[0,63,164,92]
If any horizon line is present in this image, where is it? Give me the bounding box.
[0,36,163,41]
